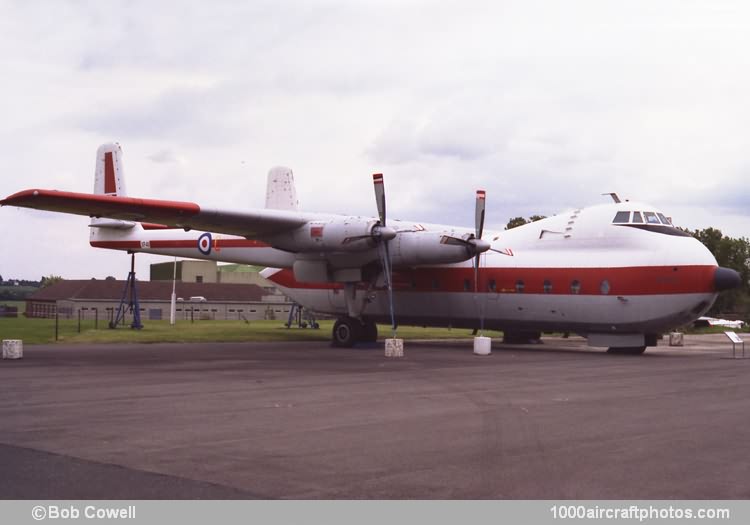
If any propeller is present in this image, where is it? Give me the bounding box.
[340,174,397,246]
[373,173,397,338]
[439,190,491,260]
[370,178,495,339]
[474,190,486,294]
[474,191,486,333]
[440,190,490,334]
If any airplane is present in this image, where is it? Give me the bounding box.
[1,143,742,354]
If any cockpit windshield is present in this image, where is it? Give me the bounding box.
[612,210,673,226]
[610,208,688,236]
[657,213,672,225]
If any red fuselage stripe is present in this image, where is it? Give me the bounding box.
[266,265,718,295]
[90,239,270,249]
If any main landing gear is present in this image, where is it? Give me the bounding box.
[332,317,379,347]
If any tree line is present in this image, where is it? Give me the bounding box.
[0,275,64,301]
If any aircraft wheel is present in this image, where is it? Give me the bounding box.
[332,317,361,347]
[607,346,647,355]
[361,320,378,343]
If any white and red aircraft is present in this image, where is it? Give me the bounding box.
[1,143,741,353]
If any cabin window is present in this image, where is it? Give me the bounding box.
[432,279,440,290]
[515,279,525,293]
[488,279,497,292]
[600,280,610,295]
[657,213,671,225]
[613,211,630,223]
[632,212,644,223]
[570,280,581,294]
[543,280,552,294]
[644,212,660,224]
[463,279,471,292]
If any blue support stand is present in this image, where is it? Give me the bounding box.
[110,253,143,330]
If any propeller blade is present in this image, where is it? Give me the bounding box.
[379,240,397,337]
[474,190,487,334]
[373,173,396,337]
[373,173,386,226]
[475,190,486,240]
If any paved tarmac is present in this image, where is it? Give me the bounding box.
[1,334,748,499]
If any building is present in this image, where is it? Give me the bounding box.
[25,279,293,322]
[150,260,278,292]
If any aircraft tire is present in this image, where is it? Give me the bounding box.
[332,317,361,347]
[607,346,647,355]
[361,320,378,343]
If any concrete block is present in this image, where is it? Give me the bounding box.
[669,332,684,347]
[2,340,23,359]
[473,336,492,355]
[385,338,404,358]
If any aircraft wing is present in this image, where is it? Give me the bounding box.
[0,189,309,237]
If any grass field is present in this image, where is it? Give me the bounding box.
[0,316,480,345]
[1,310,745,345]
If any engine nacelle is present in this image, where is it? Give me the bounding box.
[269,217,379,253]
[390,230,474,267]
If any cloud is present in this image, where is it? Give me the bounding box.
[3,1,750,280]
[147,149,186,164]
[74,84,251,145]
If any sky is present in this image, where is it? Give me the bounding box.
[2,0,750,281]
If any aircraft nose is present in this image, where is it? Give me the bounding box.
[714,266,742,292]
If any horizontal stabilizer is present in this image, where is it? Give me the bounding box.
[88,219,135,230]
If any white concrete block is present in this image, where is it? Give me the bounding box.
[473,336,492,355]
[2,339,23,359]
[385,338,404,357]
[669,332,684,347]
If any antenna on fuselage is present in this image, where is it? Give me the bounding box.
[602,192,621,203]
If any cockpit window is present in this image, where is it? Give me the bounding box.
[632,211,644,223]
[643,212,660,224]
[657,213,671,225]
[612,211,630,223]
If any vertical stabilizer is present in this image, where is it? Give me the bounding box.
[265,166,298,210]
[94,143,127,196]
[90,143,136,233]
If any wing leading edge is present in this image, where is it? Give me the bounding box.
[0,189,309,238]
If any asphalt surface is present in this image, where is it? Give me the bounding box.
[1,334,748,499]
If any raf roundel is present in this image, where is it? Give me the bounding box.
[197,232,212,255]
